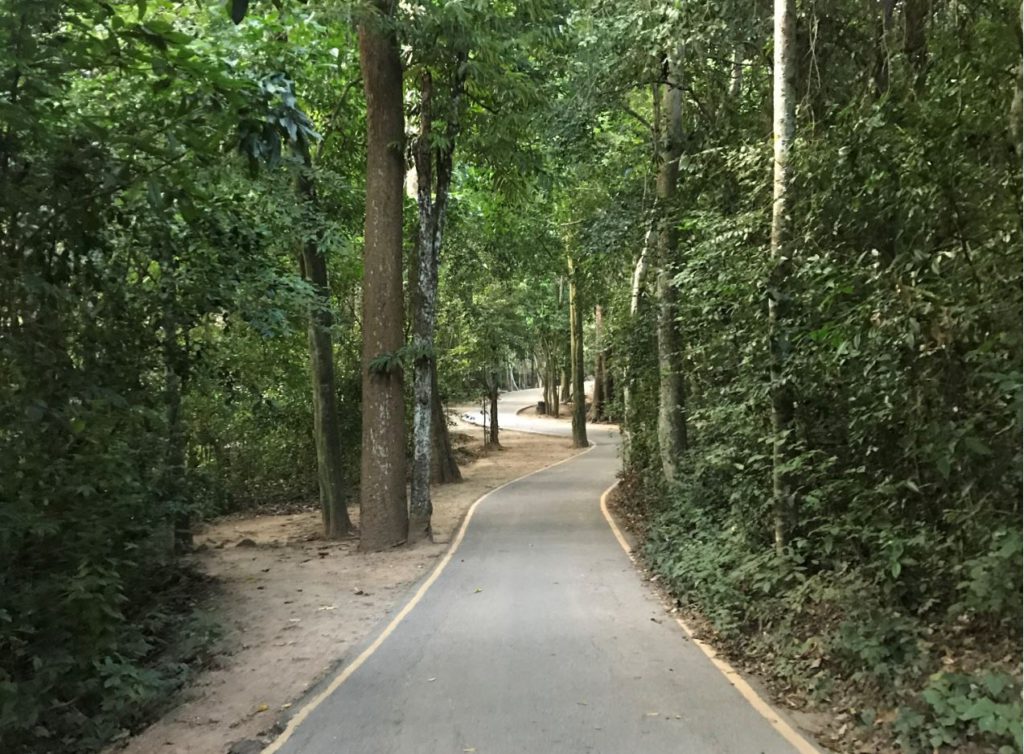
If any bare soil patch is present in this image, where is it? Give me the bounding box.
[112,426,580,754]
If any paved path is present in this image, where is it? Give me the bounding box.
[270,389,816,754]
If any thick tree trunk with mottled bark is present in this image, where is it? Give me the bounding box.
[359,0,407,551]
[568,255,588,448]
[409,60,466,541]
[655,54,687,485]
[770,0,796,553]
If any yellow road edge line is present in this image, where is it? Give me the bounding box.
[262,440,597,754]
[598,481,820,754]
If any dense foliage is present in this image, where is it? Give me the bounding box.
[568,2,1023,751]
[1,0,1019,752]
[0,2,365,749]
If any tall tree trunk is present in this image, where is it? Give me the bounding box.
[655,53,687,485]
[589,304,606,422]
[359,0,407,551]
[873,0,896,97]
[409,72,437,543]
[484,369,500,447]
[162,304,191,553]
[770,0,797,554]
[544,351,560,418]
[430,361,462,484]
[1012,42,1023,155]
[551,371,560,417]
[541,366,551,414]
[729,45,744,98]
[410,59,465,542]
[568,254,588,448]
[622,226,653,461]
[903,0,929,86]
[297,144,353,539]
[560,367,570,403]
[603,355,614,421]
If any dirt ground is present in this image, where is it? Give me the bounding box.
[113,423,580,754]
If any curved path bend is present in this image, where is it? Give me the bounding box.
[268,389,818,754]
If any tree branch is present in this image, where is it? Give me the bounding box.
[622,105,654,134]
[313,77,363,165]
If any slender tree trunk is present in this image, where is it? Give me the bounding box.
[359,0,407,551]
[770,0,797,554]
[903,0,929,86]
[484,369,500,446]
[551,366,560,417]
[590,304,606,422]
[655,53,687,485]
[568,254,588,448]
[1012,42,1023,155]
[301,248,353,539]
[622,226,653,459]
[873,0,896,97]
[560,367,570,403]
[409,72,437,543]
[297,144,353,539]
[162,305,191,553]
[430,362,462,484]
[603,355,614,421]
[729,45,744,98]
[541,366,551,414]
[1012,0,1023,154]
[552,344,562,417]
[410,60,465,541]
[544,353,560,417]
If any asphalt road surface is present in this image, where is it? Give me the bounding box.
[270,389,817,754]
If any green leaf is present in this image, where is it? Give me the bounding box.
[983,674,1009,697]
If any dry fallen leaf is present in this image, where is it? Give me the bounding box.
[255,704,269,714]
